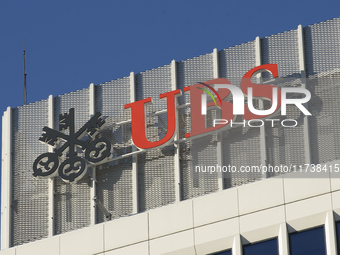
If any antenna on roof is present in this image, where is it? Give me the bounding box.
[23,39,27,105]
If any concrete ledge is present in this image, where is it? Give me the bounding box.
[238,177,284,215]
[286,193,332,232]
[0,248,15,255]
[149,230,196,255]
[59,224,104,255]
[105,242,148,255]
[330,160,340,191]
[331,190,340,218]
[16,236,59,255]
[149,200,193,239]
[240,205,285,244]
[283,172,330,203]
[193,188,238,227]
[194,218,238,255]
[104,212,148,251]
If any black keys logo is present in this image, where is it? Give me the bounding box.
[33,108,111,182]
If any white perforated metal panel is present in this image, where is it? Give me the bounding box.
[308,72,340,164]
[261,30,305,170]
[304,17,340,76]
[136,65,176,211]
[177,53,219,199]
[11,100,49,246]
[54,88,91,234]
[95,77,133,222]
[304,18,340,164]
[219,41,256,87]
[261,29,300,79]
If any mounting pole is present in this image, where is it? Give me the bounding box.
[23,40,27,105]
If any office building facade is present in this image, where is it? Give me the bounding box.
[1,17,340,254]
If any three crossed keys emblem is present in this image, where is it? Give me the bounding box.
[33,108,111,182]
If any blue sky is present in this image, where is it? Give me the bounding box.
[1,0,340,113]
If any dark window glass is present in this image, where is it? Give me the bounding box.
[289,226,326,255]
[243,238,278,255]
[336,222,340,255]
[211,250,231,255]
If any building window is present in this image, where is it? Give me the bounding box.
[210,250,231,255]
[289,226,326,255]
[336,221,340,254]
[243,238,278,255]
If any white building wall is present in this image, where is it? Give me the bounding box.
[1,162,339,255]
